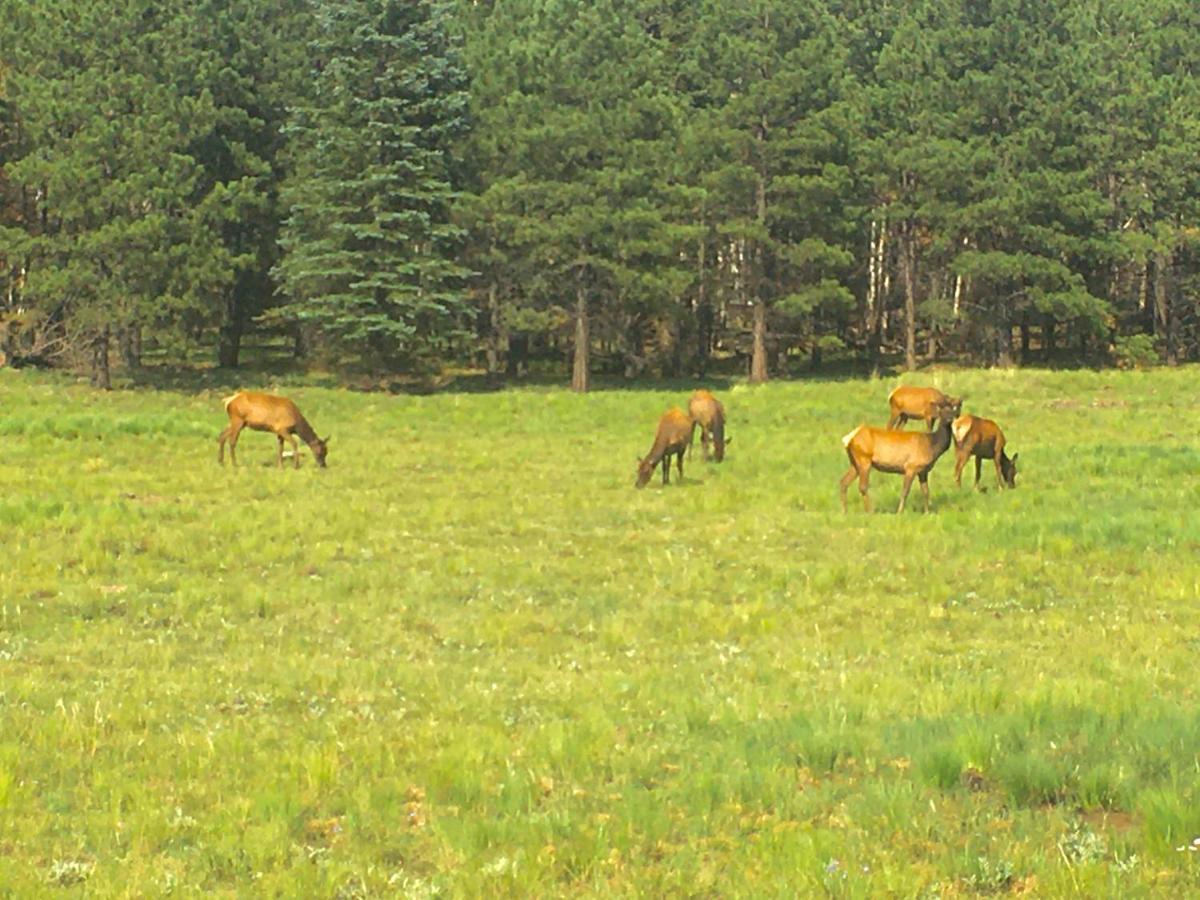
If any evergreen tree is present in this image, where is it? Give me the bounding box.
[275,0,471,370]
[3,0,216,385]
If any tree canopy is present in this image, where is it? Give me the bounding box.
[3,0,1200,384]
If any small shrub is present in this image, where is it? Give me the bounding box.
[963,856,1015,894]
[1112,334,1160,370]
[1058,824,1107,865]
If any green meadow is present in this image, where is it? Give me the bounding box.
[5,364,1200,896]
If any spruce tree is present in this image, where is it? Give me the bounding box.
[275,0,471,370]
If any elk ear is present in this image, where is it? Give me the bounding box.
[724,436,733,446]
[322,435,331,444]
[1010,453,1019,463]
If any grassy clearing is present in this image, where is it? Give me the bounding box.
[3,365,1200,895]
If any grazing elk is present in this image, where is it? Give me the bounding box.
[218,391,329,469]
[840,396,961,513]
[687,389,730,462]
[952,414,1018,490]
[636,407,693,488]
[887,385,962,431]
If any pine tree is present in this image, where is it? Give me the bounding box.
[3,0,216,385]
[275,0,471,370]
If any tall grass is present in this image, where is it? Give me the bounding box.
[3,365,1200,894]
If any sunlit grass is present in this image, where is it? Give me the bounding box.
[3,365,1200,894]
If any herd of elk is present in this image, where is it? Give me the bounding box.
[217,390,329,469]
[635,389,730,488]
[841,385,1018,512]
[212,381,1015,513]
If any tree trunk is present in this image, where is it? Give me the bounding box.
[1044,315,1056,357]
[119,326,142,370]
[750,299,768,383]
[571,281,589,392]
[91,326,112,390]
[1153,251,1177,365]
[695,230,710,376]
[901,224,916,371]
[867,217,886,377]
[749,155,769,384]
[484,281,506,375]
[218,295,243,368]
[1019,316,1030,362]
[507,333,527,378]
[996,315,1014,368]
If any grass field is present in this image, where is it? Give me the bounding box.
[3,364,1200,896]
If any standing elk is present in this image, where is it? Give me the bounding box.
[952,414,1018,490]
[218,391,329,469]
[636,407,693,488]
[887,385,962,431]
[840,397,961,513]
[687,389,730,462]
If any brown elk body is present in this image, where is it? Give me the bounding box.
[952,414,1018,490]
[636,407,693,488]
[217,391,329,469]
[887,385,961,431]
[687,389,728,462]
[840,398,960,513]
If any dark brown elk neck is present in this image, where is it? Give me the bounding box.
[928,419,953,459]
[293,415,319,446]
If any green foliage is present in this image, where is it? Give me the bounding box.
[4,0,1200,377]
[273,0,471,366]
[1112,333,1161,369]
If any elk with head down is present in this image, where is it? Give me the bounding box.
[840,396,961,513]
[217,390,329,469]
[635,407,693,488]
[687,389,729,462]
[952,414,1018,490]
[887,385,962,431]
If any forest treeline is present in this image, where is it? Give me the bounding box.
[2,0,1199,388]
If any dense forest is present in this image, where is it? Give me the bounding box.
[2,0,1199,388]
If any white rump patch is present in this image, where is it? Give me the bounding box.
[222,391,242,411]
[951,416,972,444]
[842,426,863,448]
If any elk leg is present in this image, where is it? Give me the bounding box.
[887,412,902,430]
[287,434,301,468]
[993,449,1005,490]
[839,466,857,512]
[218,419,242,465]
[925,416,936,431]
[858,465,872,512]
[918,472,931,512]
[974,456,983,489]
[897,471,916,514]
[661,456,670,486]
[954,448,967,487]
[276,435,286,468]
[226,422,244,467]
[701,427,711,461]
[676,449,685,482]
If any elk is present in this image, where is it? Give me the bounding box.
[952,414,1018,490]
[887,385,962,431]
[840,397,961,513]
[687,389,730,462]
[636,407,693,488]
[217,391,329,469]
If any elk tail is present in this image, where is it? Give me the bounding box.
[222,391,242,412]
